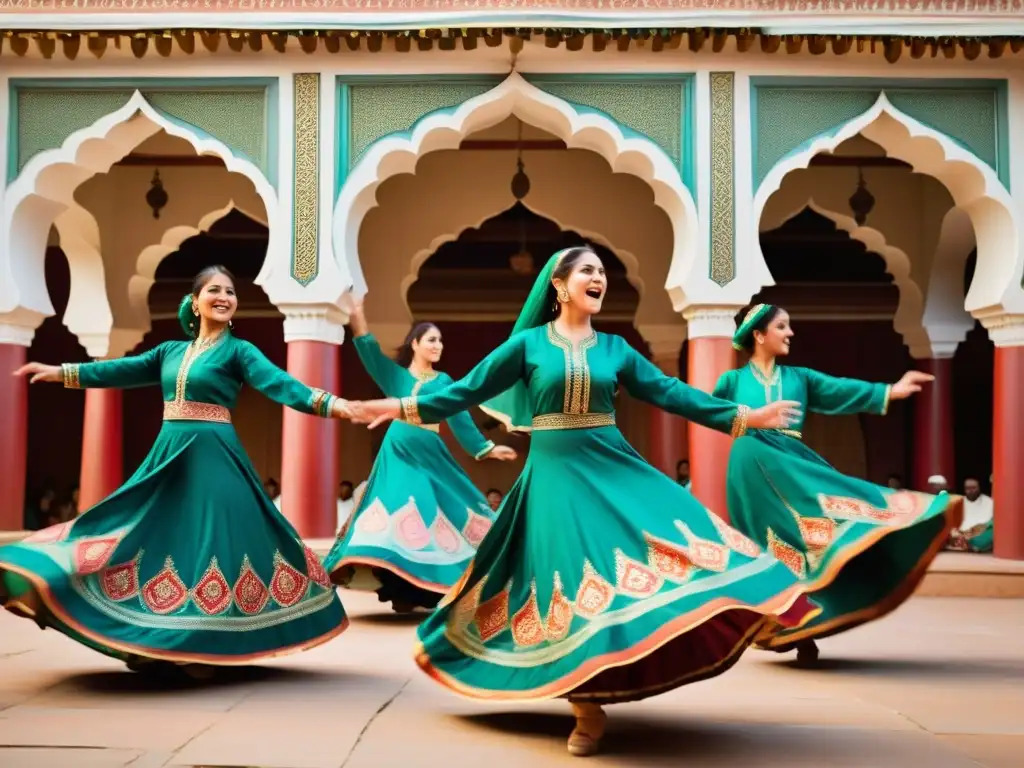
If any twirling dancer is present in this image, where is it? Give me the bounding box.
[0,266,348,678]
[714,304,963,665]
[324,298,517,613]
[341,247,819,757]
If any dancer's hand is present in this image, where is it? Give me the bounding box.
[890,370,934,400]
[346,398,401,429]
[13,362,62,383]
[746,400,802,430]
[487,445,518,461]
[343,293,369,337]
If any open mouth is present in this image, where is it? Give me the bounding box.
[213,304,231,312]
[585,288,604,300]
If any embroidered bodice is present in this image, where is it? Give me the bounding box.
[61,333,335,419]
[402,323,748,436]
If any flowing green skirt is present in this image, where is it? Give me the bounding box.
[414,425,819,704]
[325,422,496,609]
[726,430,962,651]
[0,420,347,666]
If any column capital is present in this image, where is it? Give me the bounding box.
[682,305,742,340]
[908,342,959,360]
[76,327,147,360]
[279,303,348,345]
[0,308,46,347]
[980,313,1024,348]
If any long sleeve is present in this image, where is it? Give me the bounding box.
[619,342,748,437]
[440,375,496,460]
[236,340,336,417]
[353,334,408,397]
[402,335,526,425]
[63,344,167,390]
[802,368,890,416]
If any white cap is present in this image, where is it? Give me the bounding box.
[927,474,948,484]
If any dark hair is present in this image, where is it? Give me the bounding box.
[677,459,689,468]
[486,488,502,497]
[740,305,784,352]
[547,246,598,321]
[177,265,238,338]
[395,322,440,368]
[340,480,354,489]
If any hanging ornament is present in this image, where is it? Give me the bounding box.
[848,167,875,227]
[146,169,169,219]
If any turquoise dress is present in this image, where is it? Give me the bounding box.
[0,332,347,666]
[411,323,818,703]
[324,334,498,609]
[713,362,963,651]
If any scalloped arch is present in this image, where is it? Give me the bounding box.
[1,91,278,340]
[400,200,645,318]
[771,199,925,351]
[751,91,1022,320]
[129,201,269,327]
[333,72,696,304]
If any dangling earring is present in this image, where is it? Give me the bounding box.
[228,320,233,329]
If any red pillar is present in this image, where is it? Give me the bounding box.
[687,337,735,520]
[993,345,1024,560]
[281,340,339,538]
[78,387,123,511]
[0,344,28,530]
[911,357,955,492]
[649,409,688,478]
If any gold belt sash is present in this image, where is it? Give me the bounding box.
[409,422,440,433]
[531,412,615,431]
[775,428,802,440]
[163,401,231,423]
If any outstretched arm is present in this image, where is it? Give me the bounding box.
[237,341,340,417]
[618,342,800,436]
[445,407,497,460]
[403,335,526,425]
[803,368,892,416]
[15,344,168,390]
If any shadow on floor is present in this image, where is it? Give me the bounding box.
[350,611,431,627]
[773,656,1024,681]
[55,664,378,694]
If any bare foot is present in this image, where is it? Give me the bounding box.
[567,701,607,757]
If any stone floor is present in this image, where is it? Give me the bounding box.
[0,593,1020,768]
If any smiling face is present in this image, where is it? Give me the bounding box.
[412,325,443,366]
[554,250,607,316]
[193,271,237,329]
[754,308,794,357]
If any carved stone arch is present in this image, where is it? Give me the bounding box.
[751,92,1022,323]
[763,199,924,351]
[129,201,270,336]
[1,91,278,349]
[333,72,697,313]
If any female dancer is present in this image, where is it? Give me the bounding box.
[342,247,819,757]
[324,299,516,613]
[713,304,963,664]
[0,266,348,677]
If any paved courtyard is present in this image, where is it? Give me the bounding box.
[0,593,1020,768]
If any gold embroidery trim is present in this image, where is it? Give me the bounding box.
[775,428,802,440]
[410,422,440,433]
[400,396,422,425]
[730,405,750,438]
[163,401,231,423]
[881,384,892,416]
[62,363,81,389]
[531,412,614,431]
[546,323,597,415]
[748,361,781,404]
[309,387,336,417]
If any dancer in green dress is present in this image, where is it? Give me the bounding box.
[325,298,516,613]
[342,247,819,757]
[714,304,963,665]
[0,266,348,677]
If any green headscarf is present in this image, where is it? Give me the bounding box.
[479,247,576,432]
[732,303,775,351]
